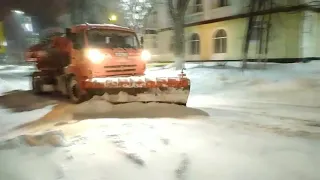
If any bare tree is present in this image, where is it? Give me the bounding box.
[68,0,111,24]
[68,0,85,24]
[167,0,191,69]
[119,0,158,31]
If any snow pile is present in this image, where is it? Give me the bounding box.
[0,130,65,180]
[0,107,55,136]
[181,62,320,106]
[0,90,58,112]
[235,77,320,107]
[0,148,64,180]
[73,96,208,119]
[0,90,56,135]
[0,130,66,149]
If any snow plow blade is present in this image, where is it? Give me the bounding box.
[84,74,190,106]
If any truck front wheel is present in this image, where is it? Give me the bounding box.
[67,76,85,104]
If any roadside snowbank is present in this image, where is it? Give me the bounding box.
[0,130,66,149]
[0,65,35,73]
[0,65,16,70]
[177,62,320,107]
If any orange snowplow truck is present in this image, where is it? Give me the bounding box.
[25,24,190,105]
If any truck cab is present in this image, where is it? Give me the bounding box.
[66,24,151,79]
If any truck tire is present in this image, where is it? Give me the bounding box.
[67,76,85,104]
[31,73,43,94]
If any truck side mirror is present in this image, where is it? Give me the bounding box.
[66,28,71,38]
[70,33,76,42]
[66,28,76,42]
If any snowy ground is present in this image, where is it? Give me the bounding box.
[0,62,320,180]
[0,65,54,135]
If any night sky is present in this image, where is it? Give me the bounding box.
[0,0,68,28]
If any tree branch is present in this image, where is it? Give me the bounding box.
[179,0,191,15]
[167,0,176,19]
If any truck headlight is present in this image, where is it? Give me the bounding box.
[141,50,151,61]
[86,49,106,64]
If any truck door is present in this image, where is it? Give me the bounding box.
[71,31,85,65]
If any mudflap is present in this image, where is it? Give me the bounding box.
[87,86,190,106]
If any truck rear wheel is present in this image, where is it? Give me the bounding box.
[31,73,43,94]
[67,76,85,104]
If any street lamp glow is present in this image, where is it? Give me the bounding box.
[1,41,7,46]
[12,10,25,14]
[109,15,117,22]
[23,23,33,32]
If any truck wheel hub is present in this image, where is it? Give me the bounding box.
[72,84,80,98]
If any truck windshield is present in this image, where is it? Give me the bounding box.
[87,29,139,49]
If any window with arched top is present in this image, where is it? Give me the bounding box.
[219,0,228,7]
[189,33,200,55]
[193,0,203,13]
[213,29,227,53]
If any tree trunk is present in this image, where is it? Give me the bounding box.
[173,17,185,70]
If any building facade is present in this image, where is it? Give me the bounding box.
[143,0,320,62]
[57,0,126,28]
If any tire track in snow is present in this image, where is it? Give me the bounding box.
[103,124,192,177]
[103,123,173,167]
[105,133,146,167]
[175,153,190,180]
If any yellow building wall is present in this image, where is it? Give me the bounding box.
[315,12,320,57]
[151,30,175,61]
[149,11,304,62]
[143,34,157,53]
[0,21,6,54]
[301,11,320,58]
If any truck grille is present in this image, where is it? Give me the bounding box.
[104,65,136,73]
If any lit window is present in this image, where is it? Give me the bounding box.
[219,0,228,7]
[213,29,227,53]
[250,20,266,41]
[152,11,157,24]
[193,0,203,13]
[189,33,200,55]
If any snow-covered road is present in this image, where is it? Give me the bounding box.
[0,66,55,135]
[0,62,320,180]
